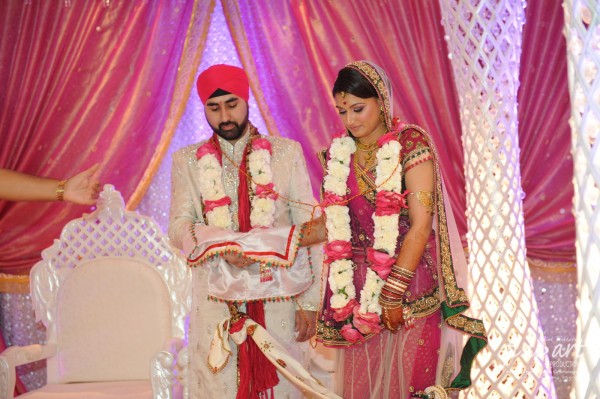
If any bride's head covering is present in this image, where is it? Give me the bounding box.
[334,60,394,131]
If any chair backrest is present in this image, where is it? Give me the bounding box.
[30,185,191,384]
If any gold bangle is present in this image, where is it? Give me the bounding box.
[379,297,403,309]
[56,180,67,202]
[386,279,408,290]
[379,294,403,302]
[391,265,415,279]
[380,287,404,298]
[383,283,408,295]
[380,296,403,305]
[380,302,403,310]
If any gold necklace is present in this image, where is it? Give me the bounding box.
[355,140,378,151]
[355,140,378,170]
[353,155,377,202]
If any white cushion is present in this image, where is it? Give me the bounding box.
[54,257,171,383]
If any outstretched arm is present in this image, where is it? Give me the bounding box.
[284,142,325,342]
[0,164,101,204]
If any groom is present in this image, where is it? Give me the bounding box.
[168,64,322,398]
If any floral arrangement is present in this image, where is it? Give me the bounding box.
[323,130,406,343]
[195,135,277,230]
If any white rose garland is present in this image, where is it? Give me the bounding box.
[196,135,277,230]
[324,131,403,337]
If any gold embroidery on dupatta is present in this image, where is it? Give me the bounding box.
[446,314,487,336]
[402,122,486,338]
[399,125,475,310]
[440,349,455,387]
[408,288,441,318]
[346,61,392,130]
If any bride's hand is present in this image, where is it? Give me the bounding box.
[298,214,327,247]
[381,305,405,333]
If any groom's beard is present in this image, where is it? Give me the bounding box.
[211,114,249,141]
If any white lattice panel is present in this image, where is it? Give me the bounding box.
[30,184,191,339]
[563,1,600,397]
[439,1,556,397]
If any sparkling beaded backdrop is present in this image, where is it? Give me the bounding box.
[563,1,600,397]
[439,1,556,397]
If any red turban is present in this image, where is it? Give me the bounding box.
[196,64,249,104]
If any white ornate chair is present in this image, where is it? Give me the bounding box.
[0,185,191,399]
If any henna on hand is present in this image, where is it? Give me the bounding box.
[298,215,327,247]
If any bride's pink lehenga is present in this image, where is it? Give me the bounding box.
[346,208,442,398]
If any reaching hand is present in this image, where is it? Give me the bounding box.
[295,310,317,342]
[63,164,101,205]
[298,215,327,247]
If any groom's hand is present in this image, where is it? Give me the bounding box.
[222,251,254,268]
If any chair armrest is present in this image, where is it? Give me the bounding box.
[151,338,188,399]
[0,344,57,399]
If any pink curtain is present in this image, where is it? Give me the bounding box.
[223,0,467,237]
[221,0,340,194]
[519,0,575,265]
[0,1,196,275]
[222,0,574,264]
[0,2,213,393]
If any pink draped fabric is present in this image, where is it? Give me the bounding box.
[519,0,575,264]
[343,314,441,398]
[0,1,195,275]
[223,0,574,264]
[221,0,342,195]
[224,0,468,239]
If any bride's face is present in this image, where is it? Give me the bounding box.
[334,93,385,143]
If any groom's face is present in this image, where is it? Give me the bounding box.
[204,94,249,142]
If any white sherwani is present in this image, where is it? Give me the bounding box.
[169,131,322,399]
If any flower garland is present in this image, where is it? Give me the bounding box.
[248,137,279,227]
[196,135,278,230]
[323,129,405,342]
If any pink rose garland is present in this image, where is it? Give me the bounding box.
[323,120,405,342]
[195,134,277,230]
[196,141,222,162]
